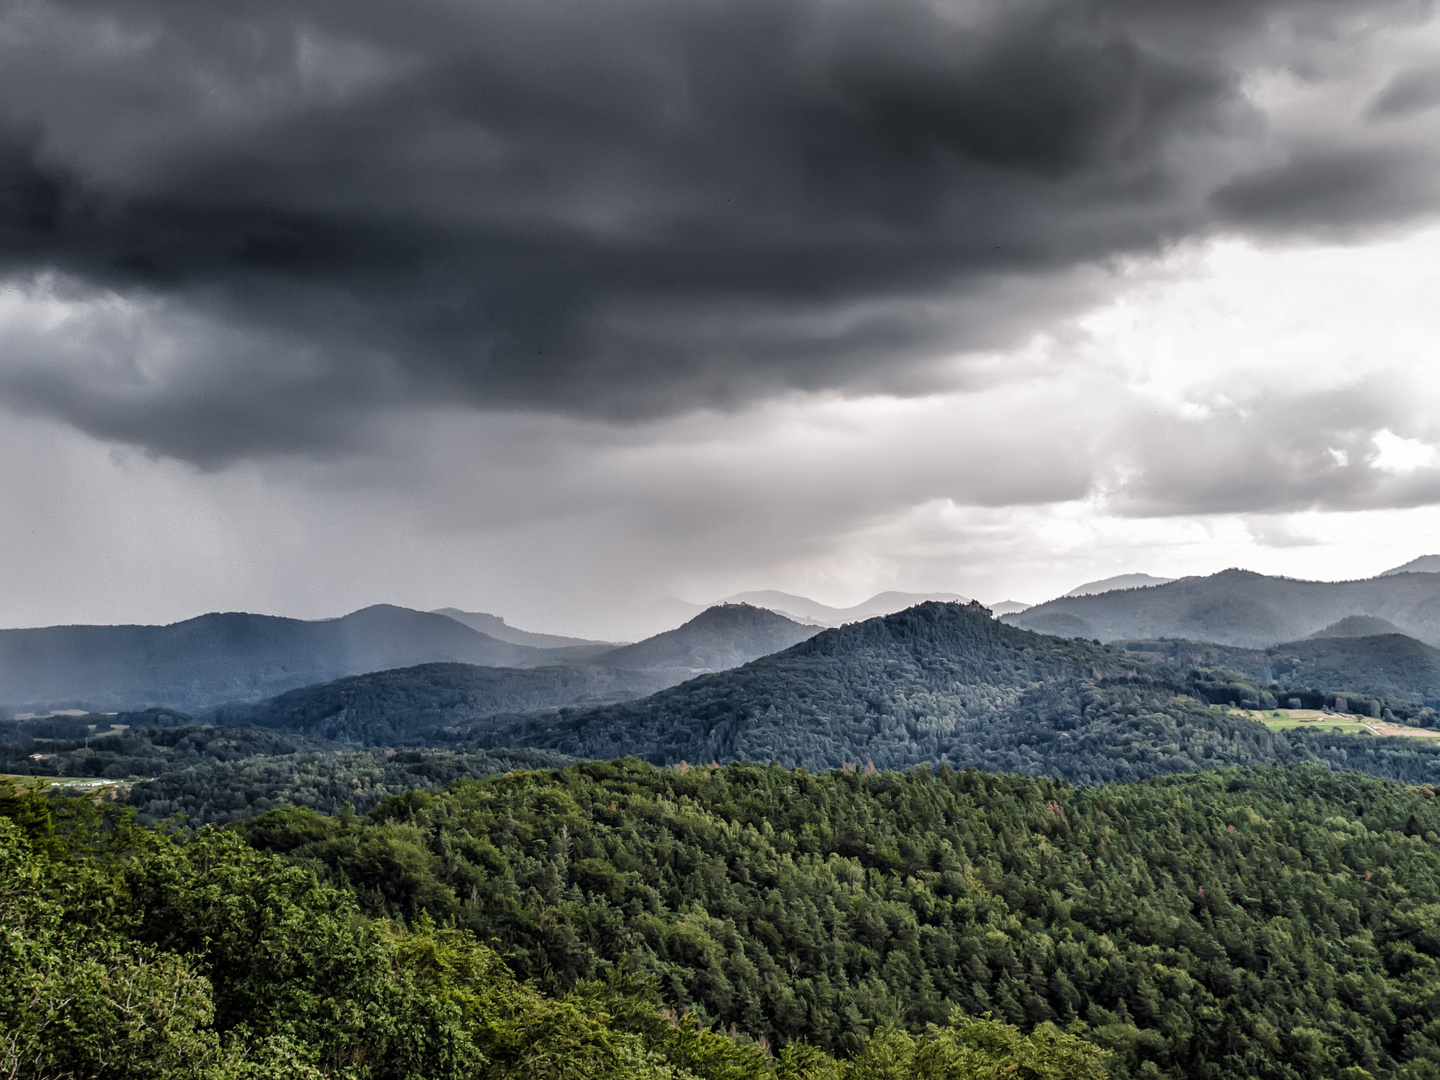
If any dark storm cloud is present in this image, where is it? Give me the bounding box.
[1212,146,1439,233]
[0,0,1436,461]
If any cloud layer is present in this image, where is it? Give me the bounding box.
[3,0,1440,633]
[3,0,1440,462]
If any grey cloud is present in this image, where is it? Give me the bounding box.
[1212,146,1438,233]
[1,0,1438,462]
[1107,381,1440,517]
[1370,65,1440,118]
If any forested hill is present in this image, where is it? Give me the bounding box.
[452,601,1146,771]
[594,603,819,675]
[1118,632,1440,708]
[439,602,1216,777]
[211,661,674,742]
[242,759,1440,1079]
[1004,568,1440,646]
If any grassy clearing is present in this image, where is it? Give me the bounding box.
[1242,709,1375,736]
[1236,708,1440,740]
[0,773,132,795]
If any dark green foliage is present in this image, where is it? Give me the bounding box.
[0,707,196,748]
[1,723,327,779]
[210,661,672,740]
[0,720,572,824]
[127,746,573,824]
[0,782,1105,1079]
[1119,634,1440,710]
[244,759,1440,1079]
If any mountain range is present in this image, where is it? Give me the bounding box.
[1064,572,1175,596]
[0,605,600,714]
[207,603,818,740]
[428,608,618,650]
[1382,554,1440,575]
[431,601,1440,784]
[720,589,970,625]
[1004,567,1440,647]
[16,598,1440,819]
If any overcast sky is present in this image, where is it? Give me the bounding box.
[3,0,1440,639]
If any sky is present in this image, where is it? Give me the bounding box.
[3,0,1440,639]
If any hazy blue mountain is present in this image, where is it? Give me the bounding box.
[594,603,819,674]
[720,589,968,625]
[429,608,618,653]
[1003,568,1440,647]
[211,662,674,742]
[1116,632,1440,708]
[0,604,566,714]
[1063,572,1175,596]
[1308,614,1408,638]
[988,600,1032,616]
[1381,554,1440,575]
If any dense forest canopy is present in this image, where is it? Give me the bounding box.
[0,780,1108,1079]
[211,662,673,740]
[241,759,1440,1079]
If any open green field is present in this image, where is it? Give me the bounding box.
[0,774,132,794]
[1232,708,1440,740]
[1241,709,1375,735]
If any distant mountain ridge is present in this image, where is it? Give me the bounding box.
[0,598,825,721]
[429,608,617,652]
[1064,573,1175,596]
[214,603,823,740]
[597,603,818,673]
[0,605,567,714]
[1382,555,1440,575]
[1003,568,1440,647]
[719,589,970,625]
[1308,615,1408,639]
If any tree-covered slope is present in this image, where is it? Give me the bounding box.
[0,718,573,825]
[435,602,1440,783]
[6,783,1105,1080]
[244,759,1440,1080]
[1005,568,1440,647]
[210,662,674,741]
[1117,633,1440,708]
